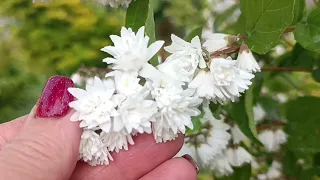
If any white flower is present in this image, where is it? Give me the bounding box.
[152,85,202,143]
[102,26,164,73]
[68,77,119,132]
[100,130,134,153]
[258,161,282,180]
[275,93,288,103]
[197,107,231,163]
[157,53,198,83]
[254,104,266,123]
[175,142,198,163]
[165,35,206,68]
[198,143,216,165]
[274,129,287,145]
[113,87,158,134]
[203,33,229,53]
[211,152,234,177]
[258,129,287,152]
[94,0,134,8]
[106,71,142,96]
[230,125,248,144]
[190,58,254,103]
[79,130,113,166]
[236,44,260,73]
[148,75,202,142]
[226,147,253,167]
[71,73,83,86]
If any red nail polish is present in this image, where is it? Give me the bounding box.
[36,76,74,118]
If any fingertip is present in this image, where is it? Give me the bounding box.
[140,158,198,180]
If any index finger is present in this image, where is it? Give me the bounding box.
[70,134,184,180]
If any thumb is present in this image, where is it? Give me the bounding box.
[0,76,82,180]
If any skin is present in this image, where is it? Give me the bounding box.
[0,108,198,180]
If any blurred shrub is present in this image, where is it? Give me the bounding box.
[0,0,124,122]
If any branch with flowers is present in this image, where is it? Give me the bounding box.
[31,0,320,179]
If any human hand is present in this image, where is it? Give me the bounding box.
[0,76,199,180]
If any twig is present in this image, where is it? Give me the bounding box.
[283,28,295,33]
[257,121,287,131]
[261,67,312,73]
[211,45,240,58]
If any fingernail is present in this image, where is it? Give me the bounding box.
[36,76,74,118]
[182,154,199,174]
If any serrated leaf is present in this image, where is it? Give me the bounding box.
[241,0,295,54]
[229,96,261,145]
[294,7,320,54]
[125,0,150,32]
[145,0,158,66]
[186,27,202,42]
[286,96,320,154]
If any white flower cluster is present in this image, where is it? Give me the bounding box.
[254,104,288,152]
[68,26,260,166]
[176,108,253,177]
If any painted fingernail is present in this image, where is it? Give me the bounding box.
[36,76,74,118]
[182,154,199,174]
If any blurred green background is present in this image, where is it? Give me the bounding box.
[0,0,125,122]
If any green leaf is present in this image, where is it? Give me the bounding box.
[145,0,158,66]
[229,96,261,145]
[283,147,302,177]
[240,0,295,54]
[291,0,306,25]
[245,84,259,139]
[186,110,204,135]
[298,168,320,180]
[277,44,315,70]
[216,164,252,180]
[258,96,281,120]
[252,72,265,104]
[209,103,222,120]
[125,0,150,32]
[186,27,202,42]
[294,7,320,54]
[312,68,320,83]
[286,96,320,154]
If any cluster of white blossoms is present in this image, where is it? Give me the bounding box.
[68,26,261,166]
[176,107,253,177]
[253,104,288,152]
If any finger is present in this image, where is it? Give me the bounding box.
[0,115,27,150]
[139,157,198,180]
[0,76,82,180]
[70,134,184,180]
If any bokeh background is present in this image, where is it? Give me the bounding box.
[1,1,320,179]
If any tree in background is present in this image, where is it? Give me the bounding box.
[0,0,124,121]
